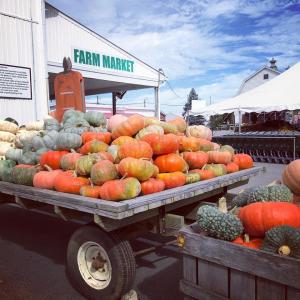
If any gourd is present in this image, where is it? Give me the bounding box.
[118,157,156,181]
[141,178,165,195]
[5,148,23,162]
[60,152,82,170]
[0,159,16,181]
[203,164,227,177]
[226,162,239,173]
[233,234,262,249]
[154,153,187,173]
[0,141,14,156]
[107,114,128,132]
[54,171,89,195]
[262,225,300,258]
[100,177,141,201]
[189,169,215,180]
[282,159,300,195]
[40,150,69,170]
[238,202,300,237]
[90,160,119,185]
[0,120,19,134]
[33,169,63,190]
[207,151,232,164]
[26,121,44,131]
[186,125,212,141]
[118,140,153,160]
[80,185,102,198]
[56,132,82,151]
[156,172,186,189]
[12,165,40,186]
[112,114,145,139]
[197,197,244,241]
[167,117,187,133]
[182,151,209,169]
[81,132,111,144]
[233,154,253,170]
[79,140,108,155]
[141,133,179,155]
[18,151,38,165]
[44,118,61,132]
[0,131,16,143]
[186,172,201,184]
[84,111,107,128]
[135,125,164,140]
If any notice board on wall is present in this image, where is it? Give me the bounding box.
[0,64,32,99]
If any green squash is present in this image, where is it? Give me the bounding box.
[75,154,99,176]
[30,130,58,151]
[5,148,23,162]
[18,151,38,165]
[62,118,90,135]
[12,165,39,186]
[0,160,16,182]
[197,197,243,241]
[56,132,82,150]
[62,109,85,123]
[44,118,61,132]
[84,111,107,128]
[262,225,300,259]
[89,127,108,133]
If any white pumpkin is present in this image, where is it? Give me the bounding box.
[0,120,19,134]
[15,130,39,149]
[0,131,16,143]
[0,141,14,156]
[108,114,128,132]
[25,121,44,131]
[186,125,212,141]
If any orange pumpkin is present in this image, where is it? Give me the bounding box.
[156,172,186,189]
[79,140,109,154]
[141,178,165,195]
[108,114,128,132]
[233,234,262,249]
[154,153,187,173]
[178,136,202,152]
[54,172,89,194]
[90,160,118,186]
[112,114,145,139]
[141,133,179,155]
[203,164,227,177]
[226,162,239,173]
[111,136,135,146]
[80,185,102,198]
[118,140,153,160]
[81,132,111,144]
[208,151,232,164]
[60,152,82,170]
[233,153,253,170]
[40,150,69,170]
[167,116,187,133]
[282,160,300,195]
[182,151,208,169]
[189,169,215,180]
[33,169,63,190]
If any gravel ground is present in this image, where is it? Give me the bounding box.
[0,163,287,300]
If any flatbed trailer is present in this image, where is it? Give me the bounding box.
[0,166,263,300]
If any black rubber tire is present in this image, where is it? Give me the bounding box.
[66,225,136,300]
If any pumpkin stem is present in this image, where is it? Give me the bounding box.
[120,173,128,180]
[218,197,228,213]
[244,234,250,243]
[44,164,53,171]
[70,149,76,153]
[278,245,291,256]
[88,178,94,187]
[229,205,240,216]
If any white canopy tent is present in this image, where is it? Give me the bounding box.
[191,61,300,117]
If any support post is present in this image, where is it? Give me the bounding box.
[154,87,160,119]
[112,92,117,115]
[238,109,242,134]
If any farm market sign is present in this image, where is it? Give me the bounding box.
[73,48,134,73]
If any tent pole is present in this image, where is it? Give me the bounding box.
[154,87,160,119]
[238,109,241,133]
[112,92,117,115]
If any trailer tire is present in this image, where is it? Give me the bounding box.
[66,225,136,300]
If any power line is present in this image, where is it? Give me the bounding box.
[165,80,184,99]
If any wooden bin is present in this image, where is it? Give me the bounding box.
[179,224,300,300]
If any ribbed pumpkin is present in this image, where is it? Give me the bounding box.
[12,165,40,186]
[118,140,153,160]
[80,185,102,198]
[233,154,253,170]
[220,145,235,155]
[75,155,99,176]
[156,172,186,189]
[178,136,202,152]
[0,159,16,182]
[182,151,209,169]
[54,172,89,195]
[79,140,108,154]
[111,136,135,146]
[90,160,118,186]
[100,177,141,201]
[81,132,111,144]
[135,125,164,140]
[107,145,120,163]
[144,118,178,134]
[282,160,300,195]
[40,150,69,170]
[56,132,82,150]
[5,148,23,162]
[60,152,82,170]
[107,114,128,132]
[118,157,155,181]
[186,172,201,184]
[141,133,179,155]
[226,162,239,173]
[238,202,300,237]
[186,125,212,141]
[168,117,187,133]
[208,151,232,164]
[189,169,215,180]
[152,165,159,178]
[141,178,165,195]
[33,169,63,190]
[112,114,145,139]
[154,153,187,173]
[203,164,227,177]
[93,152,114,163]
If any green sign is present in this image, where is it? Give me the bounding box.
[73,48,134,73]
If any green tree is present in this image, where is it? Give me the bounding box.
[182,88,198,118]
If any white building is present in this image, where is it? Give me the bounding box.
[0,0,164,124]
[237,58,281,95]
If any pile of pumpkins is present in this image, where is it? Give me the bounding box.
[0,110,253,201]
[196,159,300,259]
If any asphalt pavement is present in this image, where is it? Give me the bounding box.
[0,163,286,300]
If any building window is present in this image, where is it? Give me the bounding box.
[263,74,269,80]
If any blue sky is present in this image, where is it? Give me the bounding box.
[47,0,300,115]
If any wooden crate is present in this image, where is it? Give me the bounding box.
[179,224,300,300]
